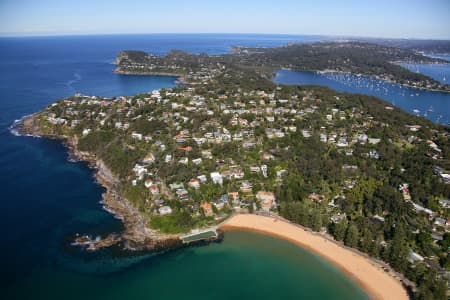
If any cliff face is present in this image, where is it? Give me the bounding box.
[114,51,128,65]
[18,113,183,252]
[114,50,149,65]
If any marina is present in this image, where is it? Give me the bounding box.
[275,69,450,125]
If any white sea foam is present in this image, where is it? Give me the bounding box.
[8,119,22,136]
[66,72,83,92]
[8,114,43,138]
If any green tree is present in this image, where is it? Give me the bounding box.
[388,225,409,273]
[440,233,450,252]
[248,202,254,213]
[360,228,373,253]
[345,223,360,248]
[334,220,348,242]
[369,237,381,258]
[311,211,322,232]
[416,268,448,300]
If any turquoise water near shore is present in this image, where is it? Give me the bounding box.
[6,231,368,300]
[1,34,370,300]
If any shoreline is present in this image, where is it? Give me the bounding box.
[15,113,184,252]
[114,69,187,84]
[219,214,409,300]
[278,68,450,94]
[116,67,450,94]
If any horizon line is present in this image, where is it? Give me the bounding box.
[1,32,450,41]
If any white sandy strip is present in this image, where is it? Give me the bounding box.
[220,214,408,300]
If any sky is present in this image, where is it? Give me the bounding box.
[0,0,449,39]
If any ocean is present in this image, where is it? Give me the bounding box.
[1,33,447,300]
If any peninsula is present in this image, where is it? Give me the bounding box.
[18,43,450,299]
[115,42,450,92]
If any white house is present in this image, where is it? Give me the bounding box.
[438,199,450,208]
[144,179,153,188]
[197,174,207,183]
[408,251,424,263]
[131,132,143,140]
[159,206,172,215]
[188,178,201,189]
[210,172,223,185]
[179,157,189,165]
[192,158,203,165]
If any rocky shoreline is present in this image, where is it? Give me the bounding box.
[114,69,187,85]
[17,113,185,252]
[286,68,450,93]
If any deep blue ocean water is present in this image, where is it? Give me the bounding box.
[1,34,370,300]
[1,34,448,299]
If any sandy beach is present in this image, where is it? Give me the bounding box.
[220,214,409,300]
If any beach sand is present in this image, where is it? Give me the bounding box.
[220,214,409,300]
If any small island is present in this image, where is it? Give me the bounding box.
[17,43,450,299]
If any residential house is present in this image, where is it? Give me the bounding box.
[331,213,347,223]
[169,183,184,190]
[131,132,143,140]
[434,217,447,227]
[192,158,203,165]
[179,157,189,165]
[142,153,155,164]
[240,181,253,193]
[438,199,450,208]
[197,174,207,183]
[228,192,239,204]
[210,172,223,185]
[188,178,200,189]
[201,202,213,216]
[398,183,412,201]
[159,206,172,215]
[256,191,276,211]
[309,193,325,203]
[144,179,153,188]
[176,188,189,201]
[408,251,424,263]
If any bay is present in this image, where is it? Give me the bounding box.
[6,231,368,300]
[274,69,450,125]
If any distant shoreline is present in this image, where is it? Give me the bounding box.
[115,67,450,94]
[278,68,450,94]
[114,70,186,84]
[219,214,409,300]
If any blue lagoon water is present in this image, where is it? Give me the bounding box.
[1,34,370,300]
